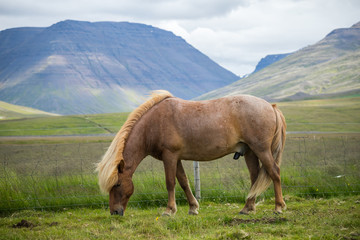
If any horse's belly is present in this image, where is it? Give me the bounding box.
[180,140,240,161]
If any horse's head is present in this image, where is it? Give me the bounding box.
[109,161,134,216]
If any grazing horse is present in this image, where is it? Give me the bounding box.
[96,90,286,216]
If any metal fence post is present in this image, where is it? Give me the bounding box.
[193,161,201,200]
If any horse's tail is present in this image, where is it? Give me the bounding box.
[247,104,286,199]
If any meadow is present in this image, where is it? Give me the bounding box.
[0,96,359,136]
[0,96,360,239]
[1,196,359,240]
[0,134,359,212]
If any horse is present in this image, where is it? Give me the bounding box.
[96,90,286,216]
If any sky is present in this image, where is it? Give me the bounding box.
[0,0,359,76]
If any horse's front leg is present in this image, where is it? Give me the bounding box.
[176,160,199,215]
[162,150,178,216]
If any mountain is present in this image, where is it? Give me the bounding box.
[0,20,238,114]
[252,53,292,74]
[197,22,360,101]
[0,100,58,120]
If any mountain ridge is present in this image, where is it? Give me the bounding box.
[197,21,360,101]
[0,20,238,114]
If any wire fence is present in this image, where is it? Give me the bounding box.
[0,134,359,212]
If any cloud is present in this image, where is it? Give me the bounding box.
[0,0,247,19]
[0,0,359,76]
[158,0,360,75]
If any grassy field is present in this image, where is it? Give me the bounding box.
[277,97,360,132]
[0,97,359,211]
[1,196,359,239]
[0,134,359,212]
[0,97,359,136]
[0,97,359,239]
[0,112,129,136]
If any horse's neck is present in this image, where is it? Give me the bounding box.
[122,127,147,176]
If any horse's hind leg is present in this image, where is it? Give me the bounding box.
[176,161,199,215]
[240,150,260,214]
[257,150,286,213]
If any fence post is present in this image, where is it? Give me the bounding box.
[193,161,201,200]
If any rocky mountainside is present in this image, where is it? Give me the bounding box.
[198,22,360,101]
[252,53,292,74]
[0,20,238,114]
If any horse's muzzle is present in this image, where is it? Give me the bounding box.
[111,208,124,216]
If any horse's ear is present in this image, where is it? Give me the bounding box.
[118,160,125,173]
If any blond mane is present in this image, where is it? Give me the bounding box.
[96,90,173,193]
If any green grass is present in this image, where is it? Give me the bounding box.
[0,196,359,239]
[0,113,129,136]
[0,97,359,136]
[0,97,359,239]
[1,135,359,211]
[277,97,360,132]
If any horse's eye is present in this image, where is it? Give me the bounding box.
[115,183,121,187]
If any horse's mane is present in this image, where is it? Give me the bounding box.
[96,90,173,193]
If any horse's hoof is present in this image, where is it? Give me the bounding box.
[162,208,177,216]
[273,210,282,215]
[239,206,255,215]
[188,209,199,215]
[162,212,171,217]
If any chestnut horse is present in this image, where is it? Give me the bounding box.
[96,90,286,216]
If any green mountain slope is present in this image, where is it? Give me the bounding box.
[0,100,58,120]
[197,22,360,101]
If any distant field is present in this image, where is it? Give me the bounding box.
[0,97,359,137]
[277,97,360,132]
[0,113,129,137]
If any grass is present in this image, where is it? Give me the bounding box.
[0,113,129,136]
[0,196,359,239]
[0,134,359,211]
[0,97,359,136]
[277,97,360,132]
[0,97,359,238]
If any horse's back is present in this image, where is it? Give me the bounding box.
[150,95,276,160]
[166,95,275,127]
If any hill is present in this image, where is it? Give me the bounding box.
[0,20,238,115]
[0,100,58,120]
[197,22,360,101]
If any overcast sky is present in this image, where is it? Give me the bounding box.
[0,0,359,76]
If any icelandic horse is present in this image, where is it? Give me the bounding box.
[96,90,286,216]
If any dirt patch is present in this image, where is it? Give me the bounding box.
[227,217,287,226]
[12,219,35,229]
